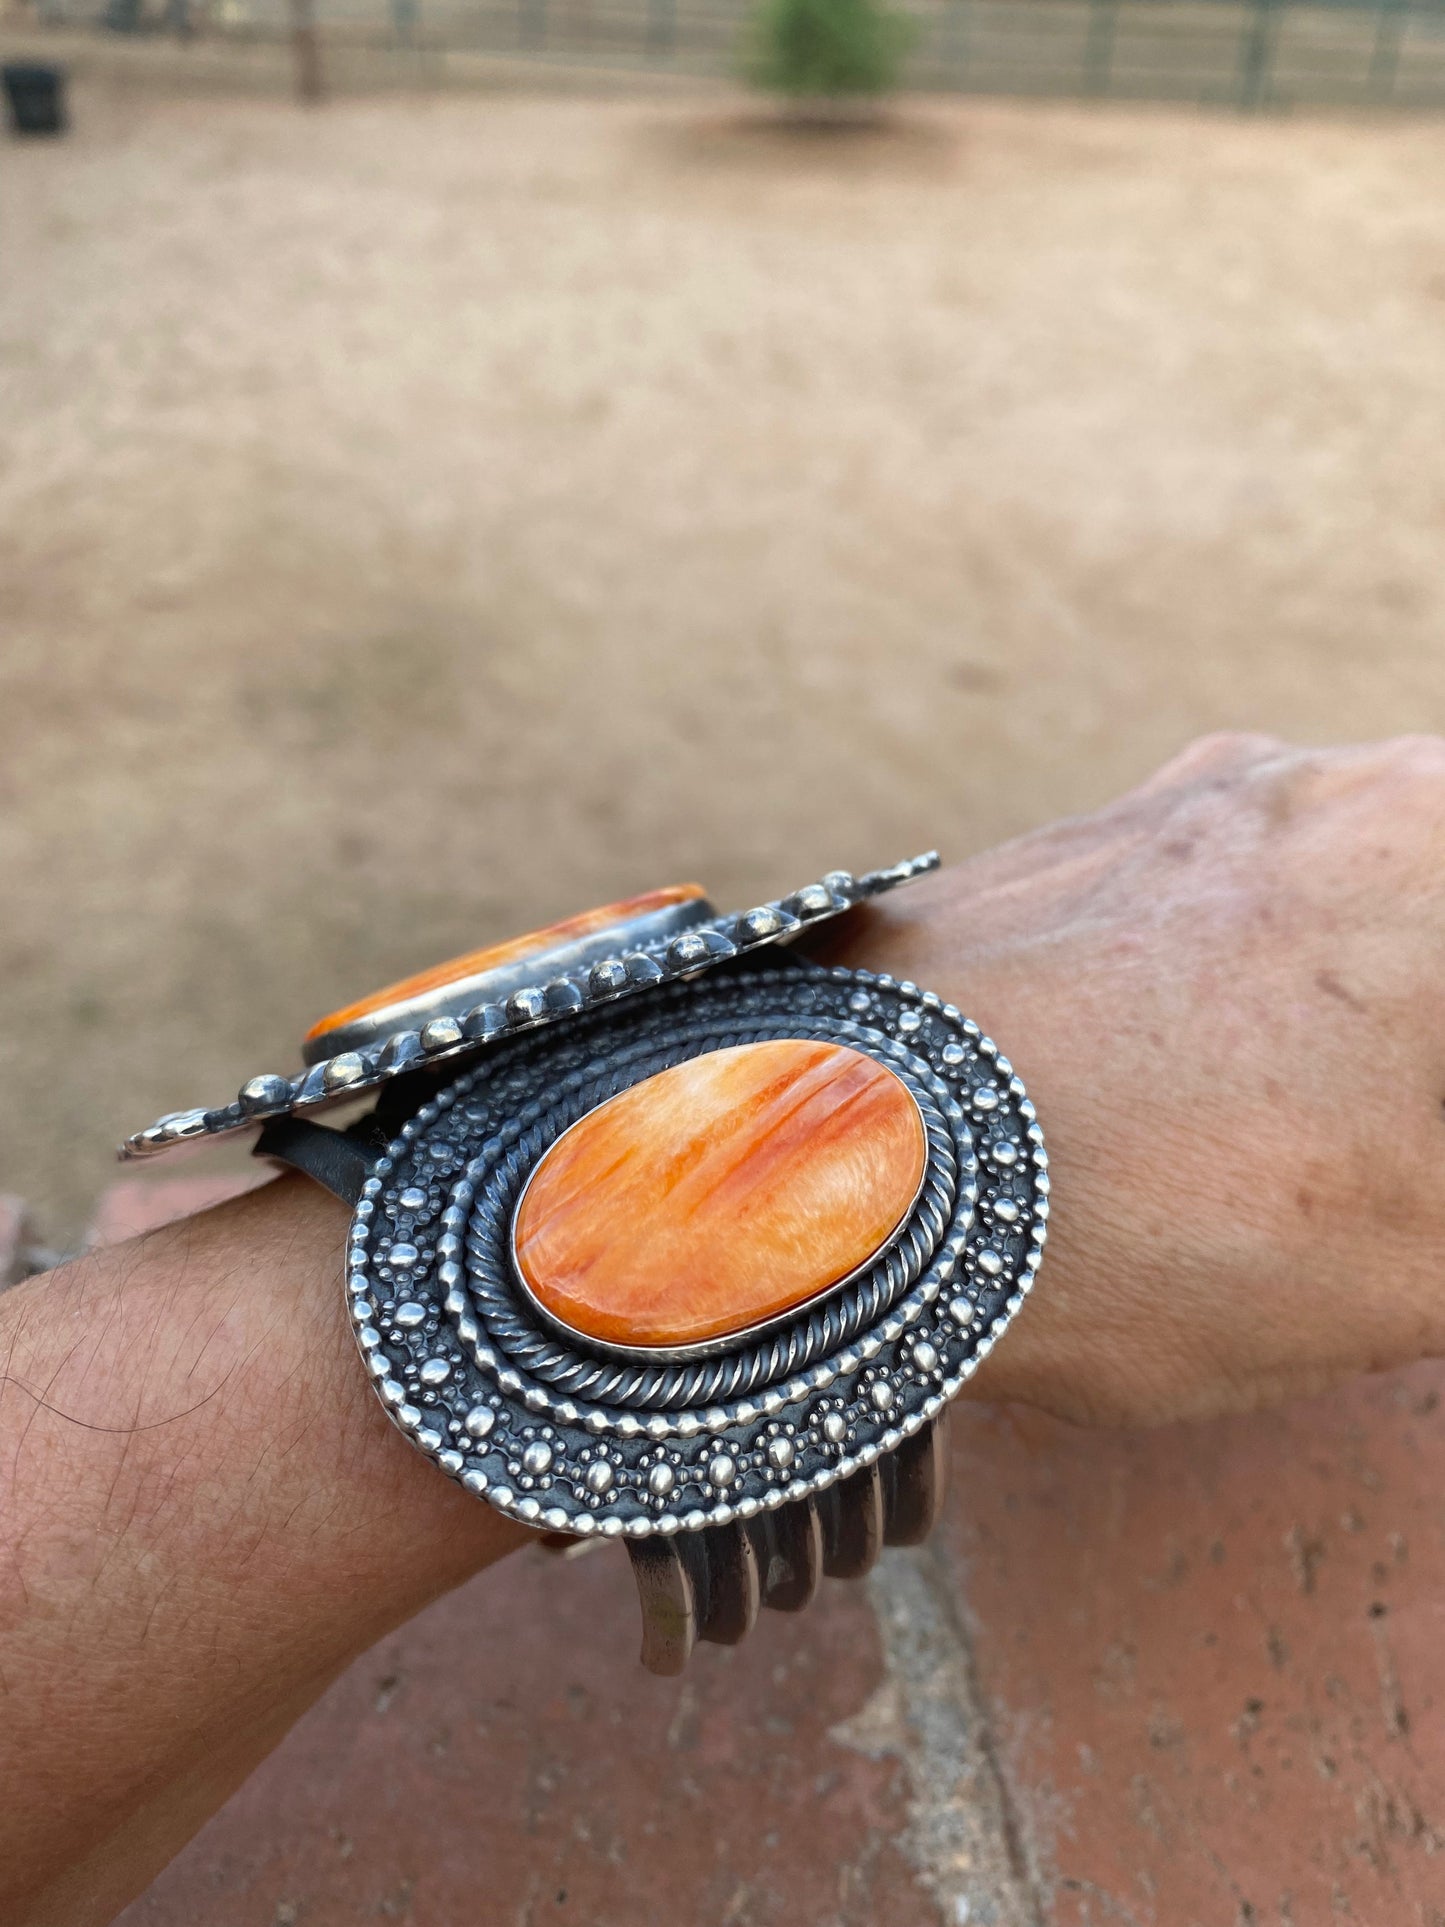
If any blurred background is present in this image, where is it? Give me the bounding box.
[2,3,1443,1247]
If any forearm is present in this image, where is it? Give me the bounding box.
[0,1175,528,1927]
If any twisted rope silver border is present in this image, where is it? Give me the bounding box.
[459,1014,966,1409]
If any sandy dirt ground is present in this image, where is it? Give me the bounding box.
[3,82,1444,1236]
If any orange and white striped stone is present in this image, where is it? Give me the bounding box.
[304,885,707,1051]
[513,1039,926,1351]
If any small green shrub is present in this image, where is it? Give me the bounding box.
[742,0,915,99]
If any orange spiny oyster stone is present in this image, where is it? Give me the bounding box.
[304,885,707,1048]
[512,1039,927,1351]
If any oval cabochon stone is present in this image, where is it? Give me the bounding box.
[513,1038,927,1351]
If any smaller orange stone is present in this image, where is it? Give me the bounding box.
[513,1040,927,1351]
[304,884,707,1048]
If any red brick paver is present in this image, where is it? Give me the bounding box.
[88,1174,268,1248]
[120,1540,934,1926]
[945,1368,1445,1926]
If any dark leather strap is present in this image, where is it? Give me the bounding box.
[253,1114,381,1206]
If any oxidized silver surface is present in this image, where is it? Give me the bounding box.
[344,965,1048,1543]
[299,889,715,1066]
[121,854,938,1161]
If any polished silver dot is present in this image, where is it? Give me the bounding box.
[589,958,629,995]
[418,1357,452,1388]
[708,1453,736,1490]
[239,1074,291,1114]
[464,1405,496,1440]
[766,1436,795,1472]
[522,1440,553,1478]
[869,1379,895,1412]
[848,990,871,1014]
[993,1197,1020,1224]
[972,1087,1000,1112]
[897,1009,923,1034]
[976,1248,1004,1277]
[911,1340,939,1373]
[585,1459,615,1496]
[398,1186,427,1211]
[394,1300,427,1329]
[822,1411,847,1444]
[421,1016,464,1053]
[322,1053,366,1093]
[949,1295,972,1326]
[993,1141,1019,1167]
[648,1462,676,1498]
[389,1243,419,1269]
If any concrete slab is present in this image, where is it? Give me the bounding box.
[0,1194,34,1289]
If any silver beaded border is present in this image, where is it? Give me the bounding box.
[345,965,1048,1539]
[120,854,938,1162]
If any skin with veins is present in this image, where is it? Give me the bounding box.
[513,1039,927,1349]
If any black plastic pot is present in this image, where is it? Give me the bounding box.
[3,64,67,136]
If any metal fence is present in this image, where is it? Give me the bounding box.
[17,0,1445,106]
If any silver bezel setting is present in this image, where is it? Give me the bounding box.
[344,965,1047,1540]
[121,854,938,1162]
[298,888,716,1066]
[503,1045,936,1367]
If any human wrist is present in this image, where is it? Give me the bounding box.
[811,740,1445,1430]
[806,861,1167,1425]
